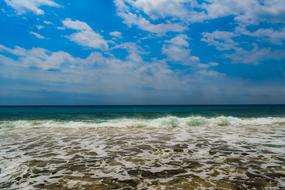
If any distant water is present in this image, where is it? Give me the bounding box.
[1,105,285,120]
[0,105,285,189]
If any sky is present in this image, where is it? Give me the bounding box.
[0,0,285,105]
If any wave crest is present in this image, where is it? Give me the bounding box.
[1,116,285,129]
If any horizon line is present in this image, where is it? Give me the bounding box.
[1,104,285,107]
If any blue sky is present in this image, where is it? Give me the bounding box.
[0,0,285,105]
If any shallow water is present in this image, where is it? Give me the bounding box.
[0,116,285,189]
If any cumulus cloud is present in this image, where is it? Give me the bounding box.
[63,18,108,50]
[117,0,201,22]
[4,0,60,15]
[246,27,285,45]
[198,0,285,25]
[202,31,238,51]
[162,34,219,69]
[227,46,285,64]
[162,34,199,63]
[134,0,285,24]
[0,44,82,70]
[0,43,225,103]
[114,0,285,67]
[202,26,285,64]
[130,0,192,19]
[115,0,285,32]
[115,0,185,34]
[1,43,285,104]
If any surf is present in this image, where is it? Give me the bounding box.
[1,116,285,129]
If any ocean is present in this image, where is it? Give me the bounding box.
[0,105,285,189]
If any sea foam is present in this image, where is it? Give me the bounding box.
[1,116,285,129]
[0,116,284,189]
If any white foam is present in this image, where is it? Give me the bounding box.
[0,116,284,189]
[1,116,285,129]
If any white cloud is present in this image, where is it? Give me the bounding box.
[202,31,237,50]
[227,46,285,64]
[63,18,92,31]
[36,25,44,30]
[110,31,122,38]
[167,34,189,47]
[162,34,199,64]
[0,44,28,56]
[246,27,285,45]
[0,44,192,95]
[0,44,83,70]
[4,0,60,15]
[202,26,285,64]
[43,20,53,25]
[162,34,218,69]
[30,31,45,39]
[130,0,191,19]
[115,0,185,34]
[118,0,204,22]
[63,18,108,50]
[0,43,221,93]
[2,44,285,104]
[200,1,259,23]
[115,0,285,28]
[198,0,285,24]
[195,69,224,77]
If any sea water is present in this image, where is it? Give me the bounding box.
[0,105,284,189]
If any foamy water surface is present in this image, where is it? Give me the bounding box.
[0,116,285,189]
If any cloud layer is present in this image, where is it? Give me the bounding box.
[4,0,60,14]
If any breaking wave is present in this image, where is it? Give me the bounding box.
[1,116,285,129]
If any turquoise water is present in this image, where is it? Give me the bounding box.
[1,105,285,120]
